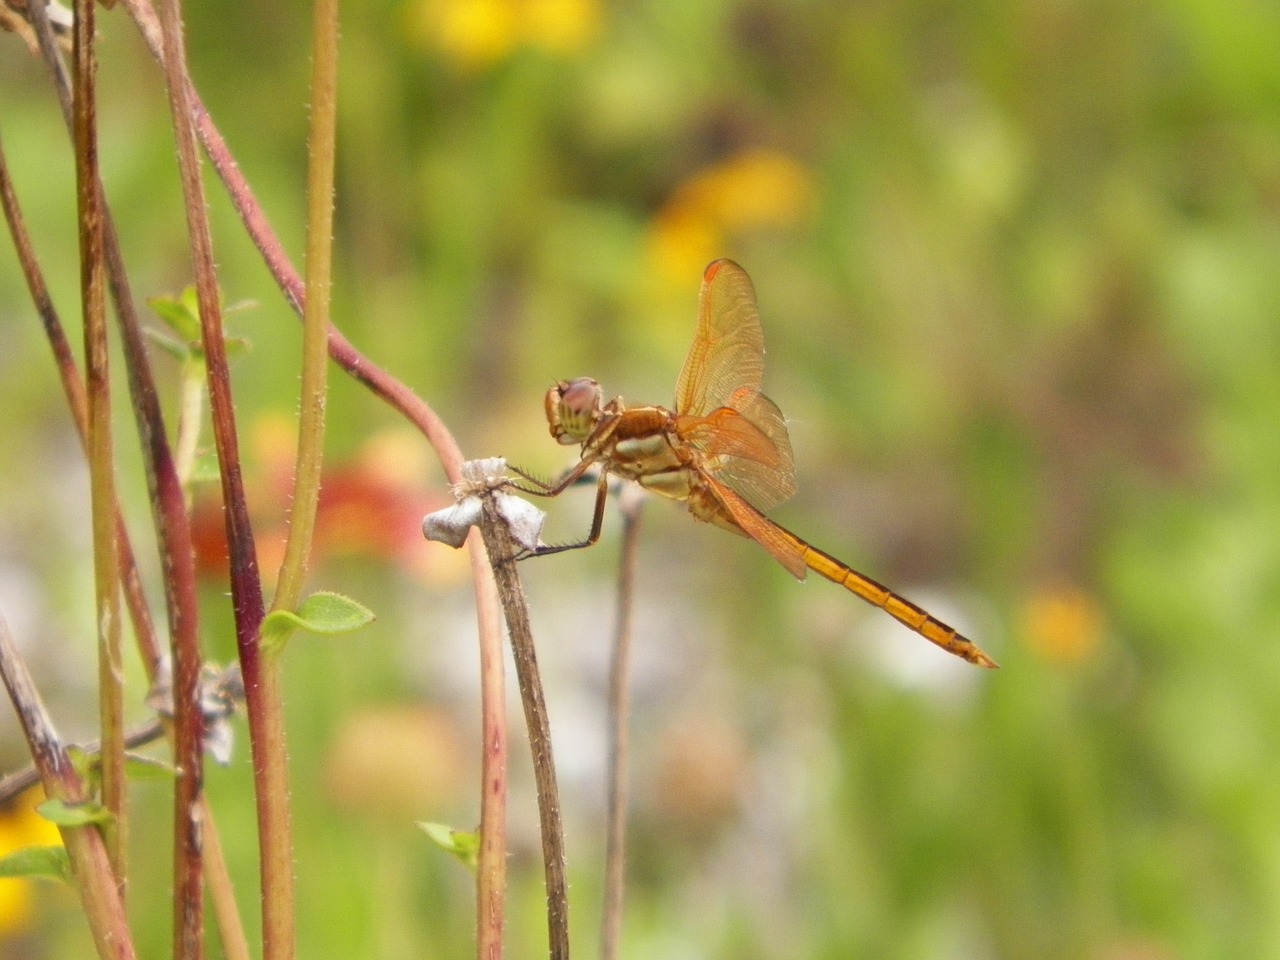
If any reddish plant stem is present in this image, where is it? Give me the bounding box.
[149,0,277,955]
[116,0,464,474]
[113,4,510,954]
[474,556,507,960]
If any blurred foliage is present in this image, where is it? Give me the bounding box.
[1,0,1280,957]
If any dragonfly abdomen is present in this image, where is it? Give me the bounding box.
[801,541,998,668]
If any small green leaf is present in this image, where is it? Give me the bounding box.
[143,327,192,361]
[419,822,480,870]
[190,455,222,486]
[124,752,176,781]
[148,288,252,358]
[223,336,252,357]
[0,846,72,883]
[261,591,376,657]
[148,289,202,343]
[295,591,377,633]
[37,799,113,827]
[65,746,97,788]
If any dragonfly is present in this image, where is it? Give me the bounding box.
[512,258,997,669]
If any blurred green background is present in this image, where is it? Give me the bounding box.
[2,0,1280,957]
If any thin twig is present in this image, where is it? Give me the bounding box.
[600,489,644,960]
[0,611,137,959]
[0,720,165,806]
[477,497,570,960]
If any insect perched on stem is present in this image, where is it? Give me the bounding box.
[512,259,996,669]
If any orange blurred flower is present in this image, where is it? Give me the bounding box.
[648,149,816,284]
[190,421,451,584]
[323,705,468,821]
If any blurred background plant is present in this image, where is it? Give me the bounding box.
[1,0,1279,957]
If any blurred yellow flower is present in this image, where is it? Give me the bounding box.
[522,0,599,54]
[0,787,63,934]
[407,0,600,69]
[648,149,816,285]
[1022,584,1106,665]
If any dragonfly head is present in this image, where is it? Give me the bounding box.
[546,377,603,446]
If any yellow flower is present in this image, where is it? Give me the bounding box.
[1022,584,1106,664]
[648,149,816,284]
[0,787,64,934]
[522,0,600,55]
[429,0,519,68]
[407,0,600,69]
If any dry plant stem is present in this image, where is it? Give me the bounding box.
[150,0,283,956]
[72,0,127,893]
[478,499,570,960]
[599,493,644,960]
[0,612,137,959]
[0,720,165,806]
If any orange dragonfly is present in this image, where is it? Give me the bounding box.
[512,258,997,669]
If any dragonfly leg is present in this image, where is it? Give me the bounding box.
[519,470,612,559]
[507,457,598,497]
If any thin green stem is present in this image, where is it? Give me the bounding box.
[174,360,205,498]
[270,0,337,614]
[72,0,126,892]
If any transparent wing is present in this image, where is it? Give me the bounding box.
[677,400,797,512]
[675,259,766,418]
[694,468,808,579]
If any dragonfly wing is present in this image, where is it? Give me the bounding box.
[697,470,809,580]
[720,391,796,508]
[678,404,797,512]
[675,259,766,418]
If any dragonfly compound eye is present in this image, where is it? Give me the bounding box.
[547,377,602,445]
